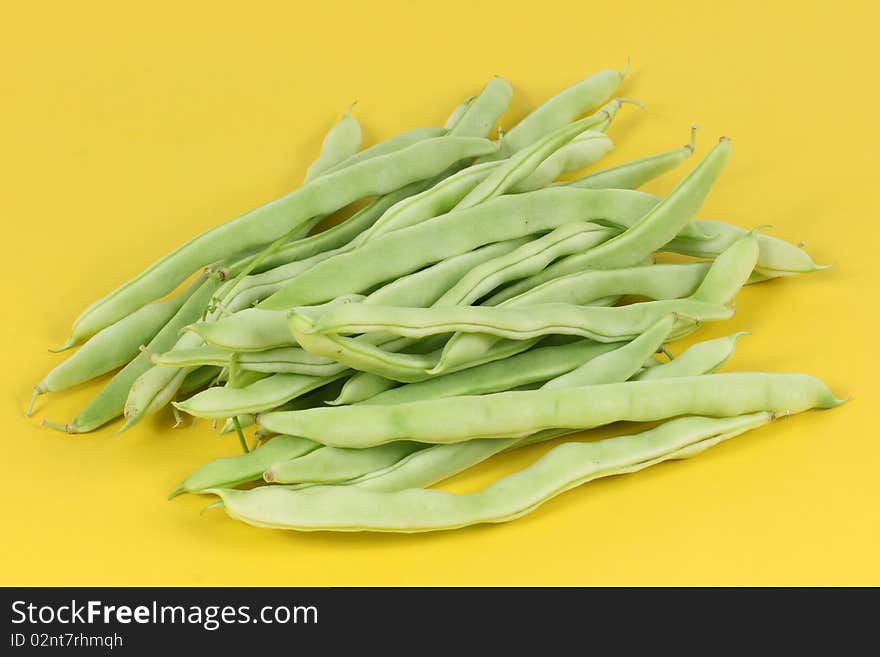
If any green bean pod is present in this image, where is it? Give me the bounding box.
[258,372,842,448]
[304,298,733,342]
[364,239,531,308]
[566,125,696,190]
[31,274,205,412]
[447,76,512,138]
[288,310,543,383]
[209,413,782,532]
[512,130,613,193]
[151,344,343,377]
[174,370,351,419]
[303,104,362,182]
[542,314,675,388]
[363,339,621,405]
[171,435,320,497]
[264,441,424,485]
[453,112,614,211]
[329,373,399,406]
[635,332,747,380]
[443,95,475,131]
[665,219,828,279]
[62,136,495,349]
[498,66,625,156]
[320,127,446,176]
[432,222,615,307]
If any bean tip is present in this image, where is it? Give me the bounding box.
[168,485,186,500]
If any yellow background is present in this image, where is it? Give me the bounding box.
[1,0,877,586]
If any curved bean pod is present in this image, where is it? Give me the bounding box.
[173,370,351,419]
[305,298,733,342]
[446,76,512,138]
[172,435,320,497]
[665,219,828,279]
[498,67,624,156]
[329,372,399,406]
[189,295,363,352]
[635,332,748,380]
[319,127,446,176]
[566,125,696,190]
[453,112,613,211]
[542,314,675,388]
[512,130,613,193]
[152,344,343,377]
[258,372,841,448]
[259,187,661,309]
[365,239,530,308]
[433,222,614,307]
[62,136,494,349]
[304,104,362,182]
[209,413,780,532]
[363,339,620,405]
[443,95,475,131]
[355,162,499,244]
[288,310,542,383]
[264,441,424,485]
[31,274,205,412]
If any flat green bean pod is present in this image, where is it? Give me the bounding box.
[259,187,661,309]
[542,314,675,388]
[447,76,512,138]
[512,130,613,193]
[443,95,475,131]
[363,339,621,405]
[635,332,748,380]
[566,125,696,191]
[304,298,733,342]
[174,370,351,419]
[288,310,543,382]
[329,372,399,406]
[151,344,344,377]
[172,435,320,496]
[257,372,841,448]
[31,273,205,413]
[666,219,828,279]
[209,413,780,532]
[497,66,625,157]
[453,112,613,211]
[62,135,494,349]
[189,295,364,352]
[264,441,424,485]
[364,239,530,308]
[432,222,615,307]
[320,127,447,176]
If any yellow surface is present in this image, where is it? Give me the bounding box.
[1,0,877,586]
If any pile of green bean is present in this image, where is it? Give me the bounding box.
[31,66,844,533]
